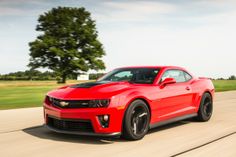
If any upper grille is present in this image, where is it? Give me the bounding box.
[47,96,91,108]
[47,116,94,132]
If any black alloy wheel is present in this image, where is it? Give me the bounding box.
[122,99,150,140]
[197,92,213,122]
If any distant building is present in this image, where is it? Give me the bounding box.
[77,73,89,81]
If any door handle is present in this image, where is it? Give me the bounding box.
[185,86,191,90]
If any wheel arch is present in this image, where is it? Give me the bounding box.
[123,96,152,123]
[202,90,213,100]
[121,96,152,133]
[196,90,213,112]
[134,97,151,117]
[196,90,214,121]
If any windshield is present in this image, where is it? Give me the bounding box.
[98,68,160,84]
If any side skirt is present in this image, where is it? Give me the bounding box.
[149,113,197,129]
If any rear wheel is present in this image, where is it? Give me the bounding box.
[196,93,213,122]
[122,100,150,140]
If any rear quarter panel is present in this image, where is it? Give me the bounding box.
[190,77,215,111]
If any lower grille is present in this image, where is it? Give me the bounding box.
[47,116,94,132]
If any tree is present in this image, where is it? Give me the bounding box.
[228,75,236,80]
[28,7,105,83]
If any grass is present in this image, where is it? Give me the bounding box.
[0,80,84,110]
[212,80,236,92]
[0,80,236,110]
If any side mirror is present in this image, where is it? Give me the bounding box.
[160,78,176,87]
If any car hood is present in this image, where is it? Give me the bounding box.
[47,81,133,100]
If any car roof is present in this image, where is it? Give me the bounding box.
[118,66,186,70]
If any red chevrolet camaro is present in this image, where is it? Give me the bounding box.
[44,66,214,140]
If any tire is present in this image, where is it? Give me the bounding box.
[122,99,150,140]
[196,92,213,122]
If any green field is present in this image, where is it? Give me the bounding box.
[213,80,236,92]
[0,80,236,110]
[0,80,82,110]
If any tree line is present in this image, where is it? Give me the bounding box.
[0,70,105,81]
[215,75,236,80]
[0,70,59,81]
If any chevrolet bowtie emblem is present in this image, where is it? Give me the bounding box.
[60,101,69,107]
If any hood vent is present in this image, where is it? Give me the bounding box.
[70,81,109,88]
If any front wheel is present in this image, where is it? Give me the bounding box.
[122,99,150,140]
[196,92,213,122]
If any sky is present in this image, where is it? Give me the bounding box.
[0,0,236,78]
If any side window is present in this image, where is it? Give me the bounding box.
[161,69,188,83]
[184,72,192,81]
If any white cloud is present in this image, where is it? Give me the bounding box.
[0,0,51,16]
[0,7,25,16]
[104,1,176,14]
[95,1,177,22]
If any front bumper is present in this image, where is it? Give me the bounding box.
[44,103,124,136]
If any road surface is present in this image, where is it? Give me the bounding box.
[0,91,236,157]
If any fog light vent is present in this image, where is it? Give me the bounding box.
[98,115,110,128]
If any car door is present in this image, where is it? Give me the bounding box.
[157,69,194,121]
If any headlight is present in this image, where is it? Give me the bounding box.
[44,96,51,105]
[89,99,110,108]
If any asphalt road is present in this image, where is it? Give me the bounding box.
[0,91,236,157]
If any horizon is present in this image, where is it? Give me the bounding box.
[0,0,236,78]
